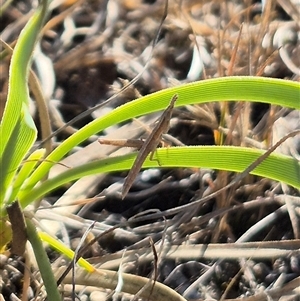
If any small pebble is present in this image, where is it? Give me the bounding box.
[141,169,161,182]
[78,294,88,301]
[273,258,288,273]
[27,286,34,300]
[0,254,8,268]
[252,262,270,282]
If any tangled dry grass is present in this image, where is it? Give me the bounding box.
[0,0,299,300]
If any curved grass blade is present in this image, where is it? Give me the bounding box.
[24,76,300,194]
[19,145,300,207]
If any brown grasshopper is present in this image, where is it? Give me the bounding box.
[99,94,178,199]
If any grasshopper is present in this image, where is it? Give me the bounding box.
[99,95,178,199]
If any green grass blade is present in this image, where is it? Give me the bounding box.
[0,0,49,205]
[25,76,300,193]
[8,149,46,203]
[19,146,300,207]
[38,231,95,272]
[0,115,37,205]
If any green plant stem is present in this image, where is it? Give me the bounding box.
[26,218,62,301]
